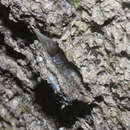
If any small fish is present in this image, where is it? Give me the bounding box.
[31,26,62,93]
[32,26,87,102]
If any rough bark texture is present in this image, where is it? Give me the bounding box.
[0,0,130,130]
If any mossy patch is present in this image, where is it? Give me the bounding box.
[73,0,81,10]
[111,109,122,124]
[72,20,88,33]
[0,114,12,126]
[20,104,31,114]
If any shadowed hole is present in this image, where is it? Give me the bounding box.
[34,80,95,128]
[0,5,35,46]
[122,2,130,9]
[5,44,26,60]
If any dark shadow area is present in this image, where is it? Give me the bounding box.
[121,51,130,59]
[122,2,130,9]
[96,0,103,4]
[0,67,31,94]
[89,21,104,34]
[34,80,95,128]
[0,115,12,126]
[95,95,104,103]
[0,31,26,64]
[76,127,84,130]
[0,5,35,46]
[83,82,91,91]
[89,17,115,34]
[5,44,26,60]
[0,33,4,45]
[116,51,130,60]
[102,16,116,27]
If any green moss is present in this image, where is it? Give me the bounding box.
[0,114,11,126]
[20,104,31,114]
[4,128,9,130]
[115,109,122,123]
[72,20,88,35]
[110,109,122,124]
[51,27,62,37]
[73,0,81,10]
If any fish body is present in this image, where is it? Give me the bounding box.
[32,26,87,102]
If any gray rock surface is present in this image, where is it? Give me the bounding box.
[0,0,130,129]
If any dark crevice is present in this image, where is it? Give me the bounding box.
[76,127,84,130]
[89,23,99,34]
[0,32,5,45]
[0,67,31,94]
[110,89,130,111]
[122,2,130,9]
[109,82,118,89]
[116,51,130,60]
[120,51,130,59]
[0,115,12,126]
[20,14,32,19]
[102,16,116,27]
[83,83,91,91]
[89,21,104,34]
[5,44,26,60]
[95,95,104,103]
[96,0,103,4]
[89,17,115,34]
[34,80,95,128]
[0,5,35,46]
